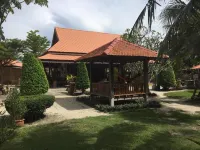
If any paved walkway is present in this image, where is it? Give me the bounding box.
[0,88,109,125]
[152,90,200,114]
[31,89,109,125]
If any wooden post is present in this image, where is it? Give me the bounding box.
[143,59,149,101]
[90,62,93,101]
[48,63,51,77]
[109,61,114,106]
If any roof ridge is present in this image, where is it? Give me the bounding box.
[76,39,115,61]
[120,39,158,53]
[104,38,120,55]
[55,26,120,36]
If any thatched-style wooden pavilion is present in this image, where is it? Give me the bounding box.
[77,38,159,106]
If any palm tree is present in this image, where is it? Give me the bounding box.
[130,0,162,34]
[160,0,200,57]
[132,0,200,58]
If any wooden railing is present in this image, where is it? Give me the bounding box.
[113,83,144,96]
[92,82,110,97]
[91,82,145,97]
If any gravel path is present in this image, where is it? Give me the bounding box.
[152,90,200,114]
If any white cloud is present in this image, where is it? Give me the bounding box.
[3,0,167,41]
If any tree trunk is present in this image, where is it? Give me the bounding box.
[81,88,85,94]
[0,66,4,84]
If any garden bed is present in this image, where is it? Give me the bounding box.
[77,96,161,112]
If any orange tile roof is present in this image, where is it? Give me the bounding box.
[191,65,200,70]
[77,39,159,61]
[48,27,120,53]
[39,53,80,61]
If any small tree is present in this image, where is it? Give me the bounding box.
[25,30,50,57]
[5,88,26,120]
[76,62,90,93]
[158,65,176,90]
[20,53,49,95]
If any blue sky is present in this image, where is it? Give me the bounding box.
[3,0,167,41]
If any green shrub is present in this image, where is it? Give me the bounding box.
[76,62,90,93]
[20,53,49,95]
[5,88,27,120]
[158,65,176,90]
[95,100,161,112]
[20,95,55,121]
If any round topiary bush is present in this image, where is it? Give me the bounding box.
[76,62,90,93]
[158,65,176,90]
[20,95,55,121]
[20,53,49,95]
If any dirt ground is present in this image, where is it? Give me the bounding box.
[152,90,200,114]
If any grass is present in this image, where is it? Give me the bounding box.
[164,90,196,99]
[1,109,200,150]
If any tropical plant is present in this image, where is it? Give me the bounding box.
[66,74,76,83]
[76,62,90,93]
[130,0,161,33]
[20,53,49,95]
[25,30,50,57]
[5,88,27,120]
[0,0,48,41]
[132,0,200,59]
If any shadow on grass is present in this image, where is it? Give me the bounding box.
[1,109,200,150]
[95,123,146,149]
[134,130,200,150]
[118,109,200,125]
[1,121,96,150]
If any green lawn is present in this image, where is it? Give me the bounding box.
[1,109,200,150]
[164,90,196,99]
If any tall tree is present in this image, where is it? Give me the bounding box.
[0,0,48,41]
[0,39,25,83]
[25,30,50,57]
[130,0,161,34]
[132,0,200,58]
[122,26,163,84]
[0,39,25,66]
[122,26,163,51]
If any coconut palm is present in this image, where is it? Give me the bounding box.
[132,0,200,58]
[159,0,200,58]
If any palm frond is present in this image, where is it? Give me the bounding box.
[159,0,200,58]
[159,0,186,31]
[130,0,161,35]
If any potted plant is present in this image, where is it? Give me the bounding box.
[66,74,76,95]
[5,88,27,127]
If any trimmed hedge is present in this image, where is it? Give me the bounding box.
[20,95,55,121]
[77,96,161,112]
[95,100,161,112]
[20,53,49,95]
[76,62,90,93]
